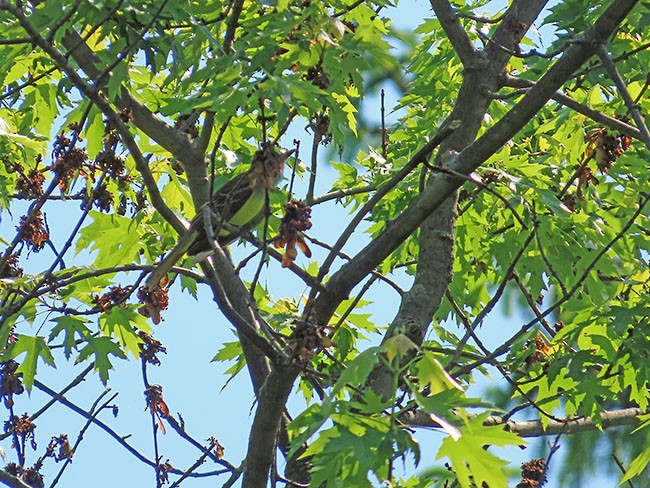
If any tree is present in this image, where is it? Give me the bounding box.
[0,0,648,487]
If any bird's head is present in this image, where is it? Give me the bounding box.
[249,145,295,190]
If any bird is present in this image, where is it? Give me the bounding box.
[146,144,294,290]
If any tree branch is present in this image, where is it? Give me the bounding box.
[596,44,650,148]
[0,471,31,488]
[503,75,644,140]
[429,0,476,66]
[403,406,646,437]
[242,364,300,488]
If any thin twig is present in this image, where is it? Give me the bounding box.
[596,45,650,149]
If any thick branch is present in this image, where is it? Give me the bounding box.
[242,364,300,488]
[429,0,476,66]
[484,0,550,66]
[404,407,646,438]
[596,44,650,148]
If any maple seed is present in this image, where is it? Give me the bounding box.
[17,211,49,251]
[275,200,313,267]
[518,458,546,487]
[137,285,169,324]
[289,319,334,360]
[138,331,167,366]
[144,384,170,434]
[0,360,25,408]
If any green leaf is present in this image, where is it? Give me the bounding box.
[331,346,383,397]
[1,335,56,391]
[413,351,463,394]
[437,413,524,488]
[77,336,127,384]
[77,211,145,267]
[619,445,650,485]
[49,316,92,359]
[100,306,151,358]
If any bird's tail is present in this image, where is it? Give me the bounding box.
[146,228,199,290]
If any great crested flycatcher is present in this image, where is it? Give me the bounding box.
[146,145,294,289]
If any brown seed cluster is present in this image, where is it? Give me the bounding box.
[0,360,24,408]
[517,458,546,487]
[138,331,167,366]
[0,253,23,279]
[5,464,44,488]
[137,285,169,324]
[274,200,312,268]
[46,434,74,462]
[290,320,334,360]
[16,211,49,252]
[92,285,131,312]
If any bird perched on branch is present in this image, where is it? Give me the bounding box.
[146,144,294,290]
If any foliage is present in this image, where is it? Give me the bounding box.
[0,0,648,487]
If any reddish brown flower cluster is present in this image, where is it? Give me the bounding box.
[89,184,113,212]
[145,384,169,417]
[290,320,334,360]
[92,285,130,312]
[5,464,44,488]
[95,149,127,181]
[517,458,546,487]
[4,414,37,451]
[0,360,24,408]
[207,437,225,459]
[274,200,312,268]
[158,459,174,484]
[585,125,631,174]
[46,434,74,462]
[0,253,23,279]
[525,334,550,366]
[576,123,633,197]
[145,384,169,434]
[11,160,45,198]
[52,132,90,192]
[16,211,49,252]
[137,284,169,324]
[138,331,167,366]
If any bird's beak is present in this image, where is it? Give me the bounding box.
[280,149,295,161]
